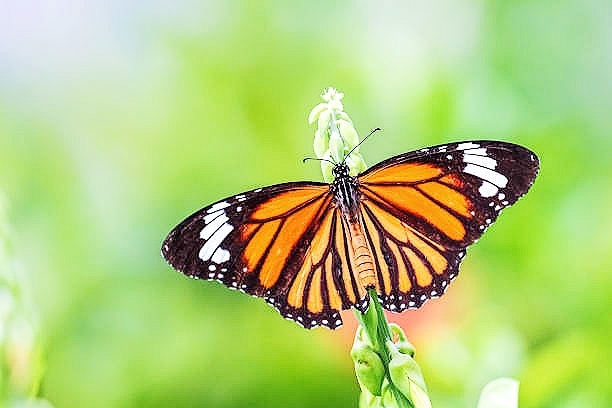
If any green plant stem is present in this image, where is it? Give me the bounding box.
[354,289,414,408]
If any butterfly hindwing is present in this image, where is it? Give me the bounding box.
[357,140,539,312]
[359,197,464,312]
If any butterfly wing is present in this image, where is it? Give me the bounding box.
[357,140,539,311]
[162,182,366,329]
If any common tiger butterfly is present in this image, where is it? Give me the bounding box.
[162,140,539,329]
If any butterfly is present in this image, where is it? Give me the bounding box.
[162,140,539,329]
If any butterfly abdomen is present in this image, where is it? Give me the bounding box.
[347,220,377,291]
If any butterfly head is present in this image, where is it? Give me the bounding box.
[331,162,351,180]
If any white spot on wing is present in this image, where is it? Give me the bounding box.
[478,181,499,197]
[463,147,487,156]
[463,154,497,169]
[203,210,224,224]
[211,247,230,264]
[199,223,234,261]
[457,142,480,150]
[464,164,508,187]
[200,213,230,240]
[206,201,230,213]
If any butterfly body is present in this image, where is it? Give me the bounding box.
[331,163,361,223]
[330,164,382,295]
[162,141,539,329]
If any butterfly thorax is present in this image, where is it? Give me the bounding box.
[331,163,361,223]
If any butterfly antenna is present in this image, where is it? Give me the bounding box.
[343,127,381,163]
[302,156,336,165]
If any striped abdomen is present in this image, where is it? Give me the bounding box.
[347,220,377,289]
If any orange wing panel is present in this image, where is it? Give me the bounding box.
[417,181,473,218]
[439,174,463,188]
[242,219,281,272]
[403,248,433,287]
[324,255,343,310]
[259,195,326,288]
[336,216,358,303]
[365,185,466,241]
[404,229,448,275]
[250,187,328,220]
[240,223,260,241]
[360,162,443,184]
[362,208,391,295]
[307,268,324,313]
[363,201,410,243]
[309,207,335,265]
[388,241,412,293]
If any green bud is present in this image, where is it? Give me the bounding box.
[309,87,369,181]
[408,381,432,408]
[390,324,416,357]
[313,129,328,158]
[308,102,329,124]
[351,328,385,396]
[320,160,334,183]
[388,343,431,408]
[380,382,401,408]
[338,119,359,151]
[359,389,375,408]
[321,87,343,102]
[317,109,332,136]
[359,387,387,408]
[328,97,344,113]
[336,111,352,122]
[328,128,345,164]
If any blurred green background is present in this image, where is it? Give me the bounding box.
[1,1,611,407]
